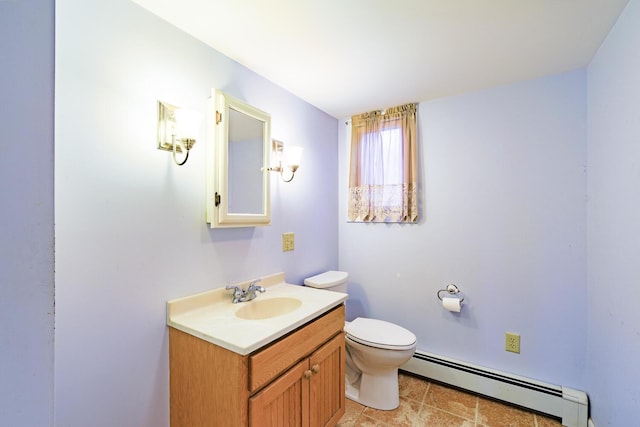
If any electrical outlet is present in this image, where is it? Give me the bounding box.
[505,332,520,353]
[282,232,294,252]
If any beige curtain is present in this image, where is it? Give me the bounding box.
[348,103,418,222]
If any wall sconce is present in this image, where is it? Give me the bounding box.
[157,100,202,166]
[268,140,303,182]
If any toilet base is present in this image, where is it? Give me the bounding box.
[345,368,400,411]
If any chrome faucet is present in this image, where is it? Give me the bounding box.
[245,278,266,301]
[226,278,266,303]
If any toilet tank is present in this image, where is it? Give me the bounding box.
[304,271,348,293]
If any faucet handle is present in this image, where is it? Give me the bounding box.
[248,278,265,293]
[225,285,243,299]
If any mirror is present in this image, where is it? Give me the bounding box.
[206,89,271,228]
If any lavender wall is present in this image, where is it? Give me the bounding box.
[0,0,55,426]
[587,0,640,425]
[339,70,588,390]
[4,0,637,425]
[55,0,338,425]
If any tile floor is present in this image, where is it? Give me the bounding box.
[337,372,564,427]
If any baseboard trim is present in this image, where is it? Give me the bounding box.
[402,350,589,427]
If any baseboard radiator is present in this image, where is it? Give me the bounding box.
[401,351,588,427]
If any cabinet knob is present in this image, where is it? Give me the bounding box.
[303,370,312,379]
[311,364,320,374]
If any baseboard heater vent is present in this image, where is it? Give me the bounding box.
[402,351,588,427]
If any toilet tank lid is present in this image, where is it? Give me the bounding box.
[304,271,348,288]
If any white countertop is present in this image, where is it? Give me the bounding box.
[166,272,348,355]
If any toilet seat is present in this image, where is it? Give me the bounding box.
[345,318,416,351]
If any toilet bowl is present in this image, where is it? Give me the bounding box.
[304,271,417,410]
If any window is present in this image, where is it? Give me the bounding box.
[348,103,418,223]
[360,127,403,209]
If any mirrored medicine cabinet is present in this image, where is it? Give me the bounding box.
[206,89,271,228]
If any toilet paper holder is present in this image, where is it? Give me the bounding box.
[437,284,464,303]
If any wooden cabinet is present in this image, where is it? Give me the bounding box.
[249,333,344,427]
[169,304,345,427]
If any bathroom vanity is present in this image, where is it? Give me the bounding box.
[167,274,347,426]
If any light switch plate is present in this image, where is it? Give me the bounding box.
[282,233,294,252]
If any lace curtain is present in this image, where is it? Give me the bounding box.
[348,103,418,222]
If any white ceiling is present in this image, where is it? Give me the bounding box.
[131,0,629,119]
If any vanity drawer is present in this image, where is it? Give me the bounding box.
[248,304,345,393]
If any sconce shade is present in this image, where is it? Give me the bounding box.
[157,100,202,166]
[174,108,202,141]
[268,140,302,182]
[285,146,303,168]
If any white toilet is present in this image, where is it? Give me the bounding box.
[304,271,417,411]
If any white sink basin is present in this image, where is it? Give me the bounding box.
[166,272,348,355]
[235,297,302,320]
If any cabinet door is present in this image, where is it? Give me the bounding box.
[309,333,345,427]
[249,359,310,427]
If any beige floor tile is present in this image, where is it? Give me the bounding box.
[535,414,564,427]
[416,405,476,427]
[362,397,421,427]
[398,373,429,402]
[339,376,562,427]
[337,399,366,426]
[423,382,478,421]
[351,414,388,426]
[477,397,536,427]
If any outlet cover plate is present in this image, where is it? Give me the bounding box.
[505,332,520,353]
